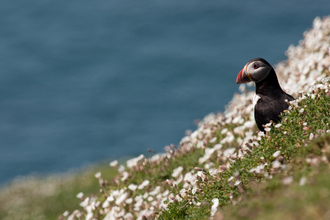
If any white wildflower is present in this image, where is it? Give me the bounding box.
[172,166,184,178]
[110,160,118,167]
[127,154,144,168]
[128,184,138,191]
[234,180,241,186]
[125,198,133,204]
[199,148,215,164]
[138,180,150,190]
[258,132,265,137]
[282,176,293,185]
[102,199,109,208]
[63,211,69,217]
[210,198,219,218]
[265,122,272,127]
[121,171,129,182]
[244,120,255,128]
[234,126,245,135]
[249,163,268,173]
[107,195,114,202]
[275,123,282,128]
[213,144,223,150]
[272,160,281,168]
[76,192,84,199]
[94,172,101,179]
[80,197,89,207]
[272,150,281,158]
[311,94,316,99]
[116,192,128,205]
[223,148,236,157]
[228,176,234,182]
[221,128,228,134]
[209,137,217,143]
[118,165,125,173]
[299,177,307,186]
[123,213,134,220]
[173,174,183,185]
[162,190,170,196]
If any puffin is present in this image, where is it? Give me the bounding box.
[236,58,294,132]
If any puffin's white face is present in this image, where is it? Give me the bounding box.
[236,60,272,84]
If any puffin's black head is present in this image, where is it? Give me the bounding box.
[236,58,273,84]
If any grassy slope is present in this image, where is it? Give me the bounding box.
[222,134,330,220]
[0,163,117,220]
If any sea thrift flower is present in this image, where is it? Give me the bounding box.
[95,172,101,179]
[76,192,84,199]
[121,171,129,181]
[116,192,128,205]
[80,197,89,207]
[249,163,268,173]
[264,127,271,132]
[234,180,241,186]
[275,123,282,128]
[110,160,118,167]
[199,148,215,164]
[172,166,184,178]
[272,160,281,168]
[128,184,138,191]
[210,198,219,218]
[282,176,293,185]
[118,165,125,173]
[228,176,234,182]
[63,211,69,217]
[125,198,133,204]
[209,137,217,143]
[138,180,150,190]
[272,150,281,158]
[299,177,307,186]
[127,154,144,168]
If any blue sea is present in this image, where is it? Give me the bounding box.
[0,0,329,185]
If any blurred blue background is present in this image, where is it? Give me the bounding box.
[0,0,329,185]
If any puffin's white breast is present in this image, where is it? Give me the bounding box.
[253,94,261,107]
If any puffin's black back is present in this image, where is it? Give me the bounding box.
[254,64,294,132]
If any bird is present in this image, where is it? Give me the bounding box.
[236,58,294,132]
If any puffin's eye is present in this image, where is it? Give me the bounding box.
[253,63,259,69]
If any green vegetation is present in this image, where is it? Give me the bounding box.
[222,134,330,220]
[0,163,117,220]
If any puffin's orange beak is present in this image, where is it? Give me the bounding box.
[236,67,251,84]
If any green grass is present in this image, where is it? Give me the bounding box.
[0,162,118,220]
[222,134,330,220]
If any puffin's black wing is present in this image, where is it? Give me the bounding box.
[254,92,294,132]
